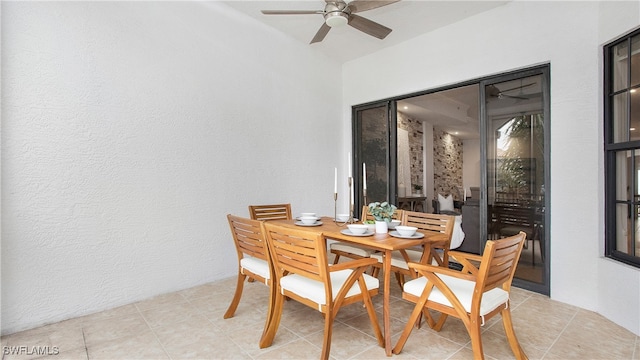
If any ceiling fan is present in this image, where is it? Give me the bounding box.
[487,82,536,100]
[261,0,400,44]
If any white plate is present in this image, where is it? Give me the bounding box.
[340,229,374,237]
[389,231,425,239]
[295,221,323,227]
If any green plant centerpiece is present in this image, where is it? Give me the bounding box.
[368,201,397,222]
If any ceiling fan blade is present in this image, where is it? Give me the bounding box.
[348,14,392,39]
[347,0,400,13]
[310,23,331,44]
[261,10,322,15]
[499,82,536,93]
[503,94,529,100]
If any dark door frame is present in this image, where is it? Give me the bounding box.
[352,101,397,217]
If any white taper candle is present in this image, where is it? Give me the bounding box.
[363,163,367,190]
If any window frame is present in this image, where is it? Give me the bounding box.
[604,28,640,268]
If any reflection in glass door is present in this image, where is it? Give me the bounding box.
[484,71,549,294]
[353,102,396,217]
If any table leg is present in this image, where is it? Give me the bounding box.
[383,249,392,356]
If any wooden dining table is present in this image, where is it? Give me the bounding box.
[268,216,447,356]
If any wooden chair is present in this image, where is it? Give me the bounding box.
[248,203,292,221]
[392,232,528,360]
[371,211,455,288]
[223,214,271,319]
[329,206,403,265]
[260,222,384,360]
[492,203,543,263]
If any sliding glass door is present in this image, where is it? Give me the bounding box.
[351,65,550,294]
[482,68,549,294]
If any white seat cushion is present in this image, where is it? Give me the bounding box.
[403,274,508,317]
[280,269,379,306]
[240,256,270,281]
[451,215,465,250]
[330,242,374,258]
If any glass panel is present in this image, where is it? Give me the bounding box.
[614,151,640,257]
[358,106,389,206]
[486,74,545,284]
[631,35,640,88]
[632,90,640,141]
[612,92,629,143]
[636,151,640,201]
[612,41,629,92]
[616,150,631,201]
[615,203,631,254]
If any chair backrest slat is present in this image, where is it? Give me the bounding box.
[402,211,455,266]
[249,204,292,221]
[402,211,454,236]
[476,232,525,294]
[264,223,326,282]
[227,214,268,261]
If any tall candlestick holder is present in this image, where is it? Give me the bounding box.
[363,188,368,209]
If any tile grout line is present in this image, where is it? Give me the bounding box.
[81,328,89,360]
[183,292,257,360]
[538,308,579,359]
[135,298,175,360]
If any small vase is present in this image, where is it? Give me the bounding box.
[375,220,388,234]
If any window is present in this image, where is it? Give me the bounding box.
[605,29,640,267]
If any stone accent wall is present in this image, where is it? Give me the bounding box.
[397,112,423,191]
[433,128,463,200]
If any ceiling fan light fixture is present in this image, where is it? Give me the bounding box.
[324,11,348,27]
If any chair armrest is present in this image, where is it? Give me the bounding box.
[329,257,378,272]
[449,251,482,262]
[448,251,482,275]
[407,261,476,282]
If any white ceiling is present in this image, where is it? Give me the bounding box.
[398,84,480,140]
[223,0,510,63]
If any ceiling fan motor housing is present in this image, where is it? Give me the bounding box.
[324,2,349,27]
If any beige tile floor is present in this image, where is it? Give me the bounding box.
[2,271,639,360]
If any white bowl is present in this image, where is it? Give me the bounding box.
[300,216,318,225]
[336,213,349,222]
[388,220,401,229]
[395,226,418,237]
[300,212,316,218]
[347,224,369,235]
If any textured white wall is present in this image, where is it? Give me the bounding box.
[343,1,640,335]
[1,2,344,334]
